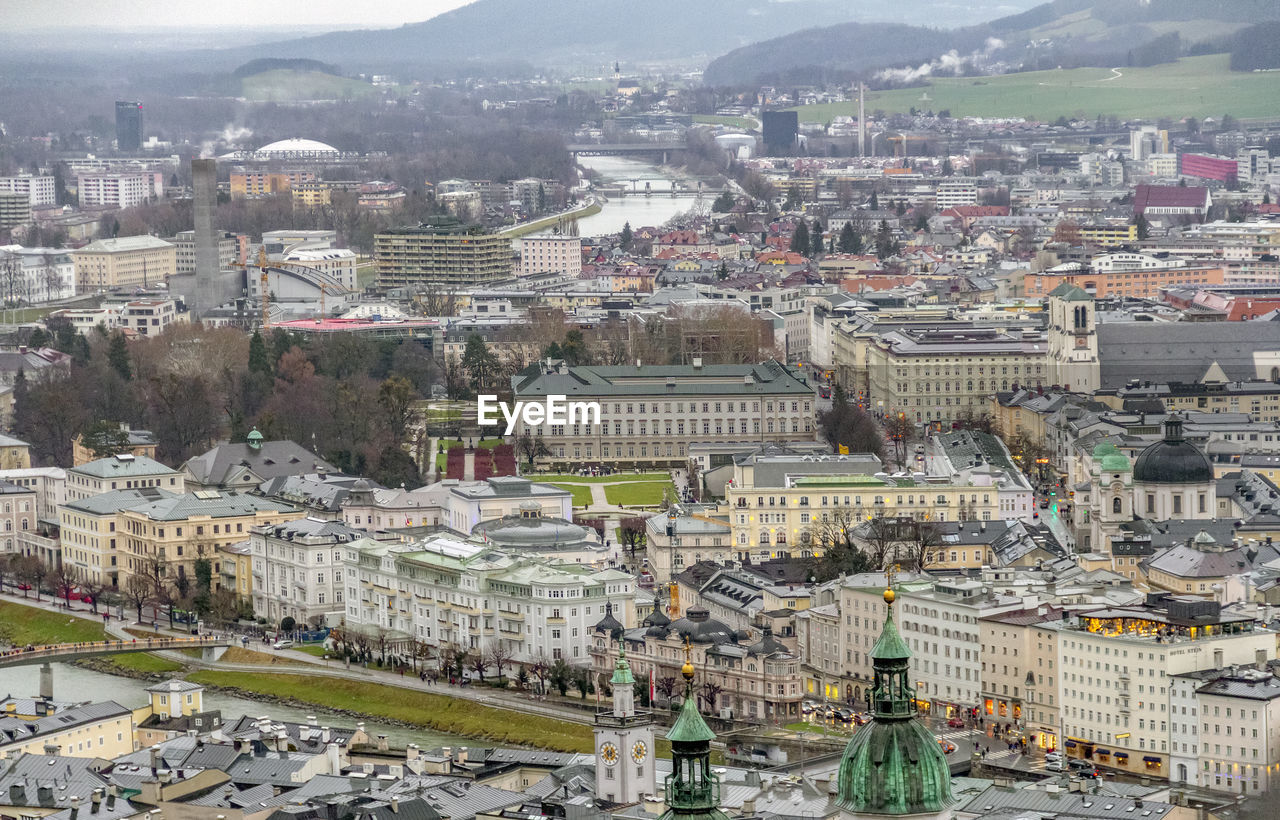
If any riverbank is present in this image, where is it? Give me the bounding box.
[187,670,598,753]
[500,200,603,238]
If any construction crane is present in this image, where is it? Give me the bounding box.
[230,246,272,329]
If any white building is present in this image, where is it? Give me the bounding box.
[0,467,66,520]
[65,454,183,502]
[1053,600,1274,780]
[1170,664,1280,796]
[936,182,979,209]
[280,248,358,291]
[343,534,635,664]
[518,236,582,278]
[0,175,56,207]
[117,299,182,337]
[341,476,572,536]
[48,306,121,334]
[77,172,161,209]
[249,516,388,627]
[0,246,76,302]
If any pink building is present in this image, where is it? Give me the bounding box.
[517,235,582,278]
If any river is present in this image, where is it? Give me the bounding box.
[572,156,697,236]
[0,662,464,749]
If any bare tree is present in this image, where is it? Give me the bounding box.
[123,574,154,623]
[529,655,550,695]
[656,675,678,705]
[700,680,724,713]
[470,651,490,682]
[486,643,513,681]
[903,521,943,572]
[51,563,80,605]
[17,556,48,601]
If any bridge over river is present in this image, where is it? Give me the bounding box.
[0,635,232,698]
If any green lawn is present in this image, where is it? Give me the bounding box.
[790,54,1280,122]
[534,473,671,484]
[356,263,377,289]
[0,599,108,645]
[603,481,676,507]
[241,69,377,102]
[105,653,183,674]
[693,114,757,130]
[185,671,596,753]
[547,483,594,508]
[292,645,330,658]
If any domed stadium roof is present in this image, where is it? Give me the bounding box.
[256,138,339,155]
[1133,416,1213,484]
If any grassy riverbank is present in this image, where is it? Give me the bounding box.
[186,670,600,753]
[0,599,182,674]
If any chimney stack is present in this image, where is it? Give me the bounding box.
[191,157,219,319]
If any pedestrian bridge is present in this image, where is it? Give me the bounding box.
[0,634,233,696]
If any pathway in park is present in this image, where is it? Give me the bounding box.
[463,450,476,481]
[588,485,608,507]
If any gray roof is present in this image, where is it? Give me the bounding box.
[69,454,179,479]
[258,473,377,512]
[382,775,524,820]
[513,360,814,398]
[0,754,122,818]
[961,785,1173,819]
[184,440,338,487]
[129,491,295,522]
[1097,319,1280,389]
[259,516,367,543]
[0,701,131,750]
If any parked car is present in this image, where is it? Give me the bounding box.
[947,716,965,729]
[1046,758,1066,772]
[1068,759,1098,777]
[801,701,815,714]
[272,640,294,650]
[1044,751,1063,762]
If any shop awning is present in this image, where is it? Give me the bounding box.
[1095,748,1110,755]
[1115,752,1129,758]
[1064,741,1077,748]
[1143,756,1161,763]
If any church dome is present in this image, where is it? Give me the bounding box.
[1133,416,1212,484]
[668,607,735,645]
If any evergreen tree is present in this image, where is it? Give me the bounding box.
[107,332,132,381]
[874,220,896,261]
[838,222,857,254]
[809,221,823,257]
[619,222,633,250]
[941,159,954,176]
[248,329,272,377]
[1264,191,1272,206]
[80,419,131,459]
[868,191,879,210]
[788,221,810,257]
[461,334,500,394]
[1133,213,1151,240]
[711,191,736,212]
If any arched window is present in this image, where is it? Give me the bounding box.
[759,531,770,545]
[1112,497,1122,514]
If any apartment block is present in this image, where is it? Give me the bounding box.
[374,222,513,290]
[517,235,582,278]
[77,172,161,209]
[0,175,56,207]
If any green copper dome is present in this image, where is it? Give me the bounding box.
[610,640,635,687]
[659,661,728,820]
[1100,453,1130,473]
[667,688,716,744]
[835,591,955,816]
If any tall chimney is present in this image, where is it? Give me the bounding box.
[858,83,866,158]
[191,157,219,319]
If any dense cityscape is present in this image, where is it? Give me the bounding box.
[1,1,1280,819]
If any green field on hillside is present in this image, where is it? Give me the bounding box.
[791,55,1280,123]
[241,70,377,102]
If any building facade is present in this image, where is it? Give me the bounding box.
[374,223,513,290]
[518,236,582,278]
[0,175,56,207]
[71,236,177,292]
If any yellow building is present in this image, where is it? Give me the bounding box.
[0,434,31,469]
[1078,223,1137,247]
[72,235,177,292]
[0,700,133,759]
[229,169,314,199]
[119,491,297,593]
[60,487,176,588]
[291,181,333,209]
[71,424,158,466]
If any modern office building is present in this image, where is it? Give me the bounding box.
[115,100,143,152]
[510,359,817,470]
[374,221,513,290]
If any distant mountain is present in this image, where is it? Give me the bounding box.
[232,58,341,78]
[200,0,1044,72]
[703,0,1280,87]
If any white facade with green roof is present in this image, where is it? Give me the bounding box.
[342,534,635,664]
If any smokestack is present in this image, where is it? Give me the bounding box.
[192,157,219,319]
[858,83,866,158]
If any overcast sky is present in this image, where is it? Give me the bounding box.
[5,0,475,29]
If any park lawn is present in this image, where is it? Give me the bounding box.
[185,671,597,753]
[477,438,505,449]
[217,646,310,667]
[604,481,676,507]
[292,645,331,658]
[0,599,108,645]
[547,484,594,508]
[790,54,1280,122]
[534,473,670,484]
[693,114,757,130]
[104,653,184,674]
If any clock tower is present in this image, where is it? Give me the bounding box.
[594,639,655,804]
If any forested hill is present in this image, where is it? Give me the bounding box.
[702,0,1280,87]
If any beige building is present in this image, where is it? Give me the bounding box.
[374,223,512,290]
[0,701,133,759]
[511,360,817,471]
[66,454,183,502]
[60,487,175,587]
[0,434,31,469]
[518,235,582,278]
[644,505,732,585]
[856,326,1049,426]
[1053,601,1274,780]
[119,490,297,591]
[71,424,158,466]
[72,235,177,292]
[980,607,1063,751]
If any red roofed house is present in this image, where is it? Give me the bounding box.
[940,205,1009,230]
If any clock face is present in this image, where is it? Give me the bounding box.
[632,740,648,763]
[600,742,619,766]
